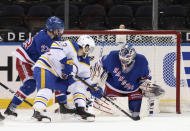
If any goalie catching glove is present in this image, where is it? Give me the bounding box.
[87,84,104,99]
[139,80,165,98]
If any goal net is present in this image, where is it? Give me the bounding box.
[61,30,190,116]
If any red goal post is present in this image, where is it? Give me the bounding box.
[62,30,181,114]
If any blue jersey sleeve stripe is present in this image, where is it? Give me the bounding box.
[50,47,63,50]
[73,92,85,96]
[74,98,86,102]
[34,101,47,107]
[36,95,49,101]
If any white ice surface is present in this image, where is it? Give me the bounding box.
[0,109,190,131]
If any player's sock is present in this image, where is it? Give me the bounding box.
[4,89,28,117]
[4,104,18,117]
[4,94,24,118]
[5,80,36,117]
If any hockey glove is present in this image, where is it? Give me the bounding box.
[60,58,73,80]
[87,84,104,99]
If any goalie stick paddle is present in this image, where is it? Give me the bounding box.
[0,82,33,107]
[75,75,139,121]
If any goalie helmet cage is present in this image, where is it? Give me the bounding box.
[62,30,181,114]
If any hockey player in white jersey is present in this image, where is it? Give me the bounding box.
[32,35,103,122]
[91,44,165,120]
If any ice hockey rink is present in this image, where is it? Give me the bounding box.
[0,109,190,131]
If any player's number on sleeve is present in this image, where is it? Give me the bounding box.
[23,38,33,50]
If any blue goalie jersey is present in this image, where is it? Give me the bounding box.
[101,50,151,94]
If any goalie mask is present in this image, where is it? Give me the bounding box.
[119,45,136,72]
[77,35,95,58]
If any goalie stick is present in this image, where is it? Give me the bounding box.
[75,75,140,121]
[0,82,33,107]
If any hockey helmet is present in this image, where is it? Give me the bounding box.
[46,16,64,35]
[77,35,95,56]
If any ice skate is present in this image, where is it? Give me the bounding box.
[4,104,17,118]
[59,103,76,114]
[32,110,51,122]
[76,105,95,122]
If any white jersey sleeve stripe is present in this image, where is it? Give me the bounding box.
[51,42,61,47]
[51,43,63,50]
[79,61,90,67]
[36,61,57,76]
[41,56,58,73]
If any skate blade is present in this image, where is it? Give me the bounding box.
[4,114,17,120]
[31,116,51,123]
[75,114,95,122]
[86,116,95,122]
[41,117,51,123]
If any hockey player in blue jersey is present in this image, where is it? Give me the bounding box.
[91,44,164,120]
[4,16,64,117]
[32,35,103,122]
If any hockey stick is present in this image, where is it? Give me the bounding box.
[0,82,33,107]
[75,75,139,121]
